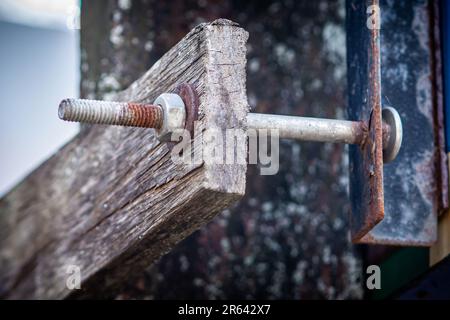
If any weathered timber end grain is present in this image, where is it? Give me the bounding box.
[0,19,249,299]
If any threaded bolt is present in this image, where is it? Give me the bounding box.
[58,99,164,129]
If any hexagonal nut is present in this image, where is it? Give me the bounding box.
[154,93,186,142]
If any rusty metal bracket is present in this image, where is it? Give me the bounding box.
[346,0,448,246]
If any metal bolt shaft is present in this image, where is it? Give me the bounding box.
[247,113,368,145]
[58,99,163,129]
[247,109,402,163]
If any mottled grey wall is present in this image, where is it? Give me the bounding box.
[81,0,363,299]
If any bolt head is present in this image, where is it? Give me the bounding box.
[154,93,186,141]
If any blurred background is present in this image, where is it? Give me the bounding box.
[0,0,79,196]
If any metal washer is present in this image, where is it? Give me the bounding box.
[382,106,403,163]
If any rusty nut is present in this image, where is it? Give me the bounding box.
[154,93,186,142]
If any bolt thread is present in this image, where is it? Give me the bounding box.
[58,99,163,129]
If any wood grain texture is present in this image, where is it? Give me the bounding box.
[430,157,450,266]
[0,19,249,299]
[430,210,450,266]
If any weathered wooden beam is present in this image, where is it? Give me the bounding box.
[0,19,248,299]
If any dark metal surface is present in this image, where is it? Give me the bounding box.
[433,0,448,216]
[347,0,447,245]
[346,0,384,241]
[444,0,450,152]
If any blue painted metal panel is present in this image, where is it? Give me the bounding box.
[443,0,450,151]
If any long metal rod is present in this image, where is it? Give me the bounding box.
[247,113,366,145]
[58,97,402,162]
